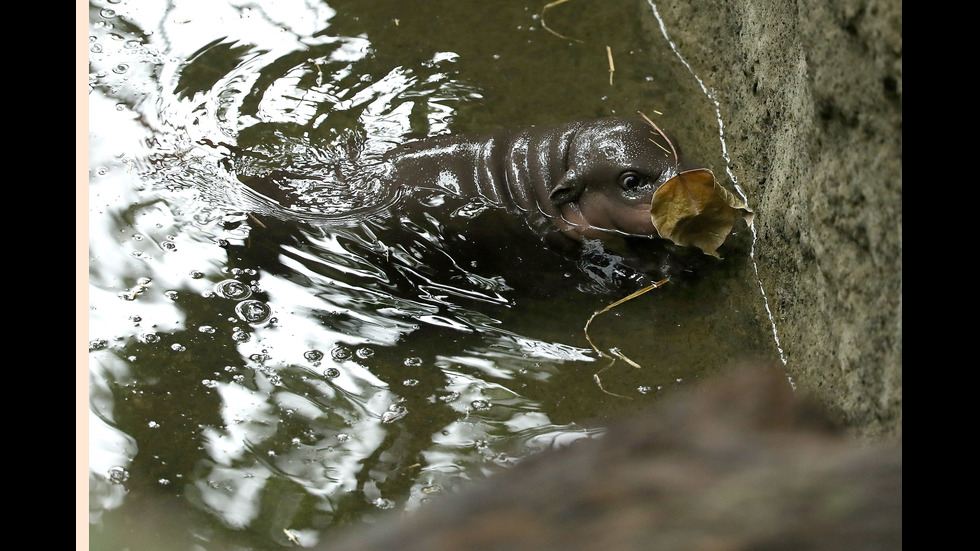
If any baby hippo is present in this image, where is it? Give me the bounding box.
[384,117,695,247]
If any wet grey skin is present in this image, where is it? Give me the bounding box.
[384,117,697,246]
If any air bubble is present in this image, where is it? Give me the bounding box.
[304,350,324,362]
[331,345,353,361]
[235,300,271,324]
[107,466,129,484]
[373,498,395,510]
[381,404,408,424]
[470,399,491,411]
[214,279,251,300]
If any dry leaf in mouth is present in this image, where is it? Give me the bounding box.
[649,169,752,257]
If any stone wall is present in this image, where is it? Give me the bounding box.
[650,0,901,440]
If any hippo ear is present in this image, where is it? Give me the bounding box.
[550,170,586,206]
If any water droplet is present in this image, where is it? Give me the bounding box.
[214,279,251,300]
[235,300,271,324]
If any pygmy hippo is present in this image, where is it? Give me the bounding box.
[383,116,697,247]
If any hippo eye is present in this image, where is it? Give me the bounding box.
[617,171,646,192]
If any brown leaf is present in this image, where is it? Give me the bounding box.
[649,169,752,257]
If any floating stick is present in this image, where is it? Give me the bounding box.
[606,45,615,85]
[585,278,670,397]
[541,0,583,42]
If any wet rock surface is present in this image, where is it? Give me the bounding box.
[646,0,902,440]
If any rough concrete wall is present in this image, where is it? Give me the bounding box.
[650,0,901,440]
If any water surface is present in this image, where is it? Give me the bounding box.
[88,1,780,548]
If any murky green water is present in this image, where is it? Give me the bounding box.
[87,1,781,549]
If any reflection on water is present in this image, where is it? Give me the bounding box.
[88,0,779,549]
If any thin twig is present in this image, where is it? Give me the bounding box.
[637,110,678,167]
[585,278,670,397]
[606,45,615,85]
[248,212,267,229]
[541,0,583,42]
[584,278,670,358]
[594,365,631,399]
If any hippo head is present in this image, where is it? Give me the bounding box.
[548,117,690,243]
